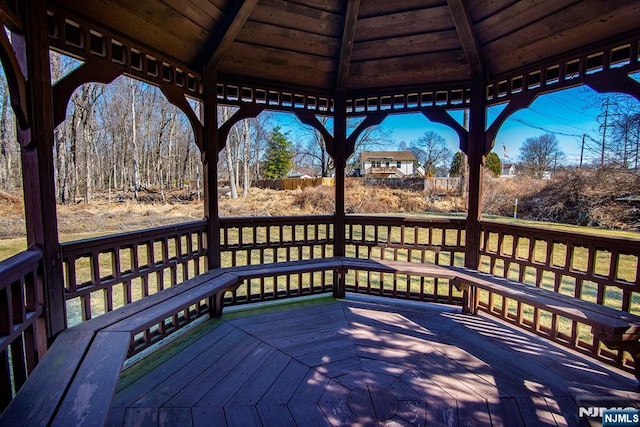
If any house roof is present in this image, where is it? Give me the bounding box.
[360,151,417,162]
[45,1,640,98]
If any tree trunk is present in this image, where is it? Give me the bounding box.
[131,82,140,200]
[242,119,250,197]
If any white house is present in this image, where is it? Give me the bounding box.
[359,151,416,177]
[501,163,516,178]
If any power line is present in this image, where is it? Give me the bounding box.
[546,94,594,117]
[528,107,593,132]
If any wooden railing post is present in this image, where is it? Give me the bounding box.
[333,92,347,298]
[18,0,66,338]
[464,72,486,271]
[203,65,221,271]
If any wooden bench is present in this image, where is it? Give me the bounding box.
[0,258,342,426]
[448,265,640,382]
[3,256,639,426]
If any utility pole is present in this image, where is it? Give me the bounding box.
[579,133,585,169]
[598,98,611,166]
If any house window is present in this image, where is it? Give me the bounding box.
[385,161,390,167]
[396,161,401,168]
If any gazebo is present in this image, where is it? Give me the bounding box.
[1,0,640,425]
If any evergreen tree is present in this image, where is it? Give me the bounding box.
[485,152,502,177]
[449,152,465,177]
[264,126,293,179]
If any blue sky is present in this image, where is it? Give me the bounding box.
[280,82,639,167]
[374,85,621,166]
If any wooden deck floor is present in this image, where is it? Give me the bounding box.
[107,296,640,426]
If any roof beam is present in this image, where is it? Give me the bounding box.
[336,0,360,91]
[205,0,258,70]
[447,0,483,75]
[0,0,22,33]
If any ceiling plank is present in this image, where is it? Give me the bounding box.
[337,0,361,90]
[205,0,258,69]
[447,0,483,75]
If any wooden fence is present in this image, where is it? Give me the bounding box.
[254,178,334,190]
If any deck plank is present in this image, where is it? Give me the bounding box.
[396,399,427,425]
[113,321,236,408]
[123,407,158,426]
[228,349,291,406]
[318,380,356,425]
[256,404,297,427]
[224,405,262,426]
[158,407,193,427]
[288,404,330,426]
[192,406,226,427]
[516,396,559,426]
[162,331,260,407]
[257,359,310,406]
[487,397,525,426]
[425,398,458,426]
[122,325,251,409]
[112,297,640,426]
[194,342,276,407]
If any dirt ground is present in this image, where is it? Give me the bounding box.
[2,168,640,240]
[0,182,432,239]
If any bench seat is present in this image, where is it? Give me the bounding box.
[449,265,640,380]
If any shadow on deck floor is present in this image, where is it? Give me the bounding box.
[108,296,640,426]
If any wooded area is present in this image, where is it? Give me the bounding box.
[0,53,396,203]
[0,53,286,203]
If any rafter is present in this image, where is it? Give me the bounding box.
[447,0,483,76]
[0,0,22,33]
[336,0,361,91]
[205,0,258,70]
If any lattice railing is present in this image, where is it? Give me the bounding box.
[46,8,202,98]
[346,86,470,115]
[486,33,640,105]
[219,215,335,306]
[344,215,466,304]
[0,248,44,411]
[61,221,207,326]
[478,220,640,373]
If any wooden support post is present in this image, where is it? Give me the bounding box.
[465,73,486,270]
[203,66,221,271]
[333,92,347,298]
[18,0,66,339]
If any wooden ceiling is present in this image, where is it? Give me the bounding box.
[47,0,640,95]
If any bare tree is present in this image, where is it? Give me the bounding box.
[0,68,18,191]
[409,131,451,176]
[518,133,564,177]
